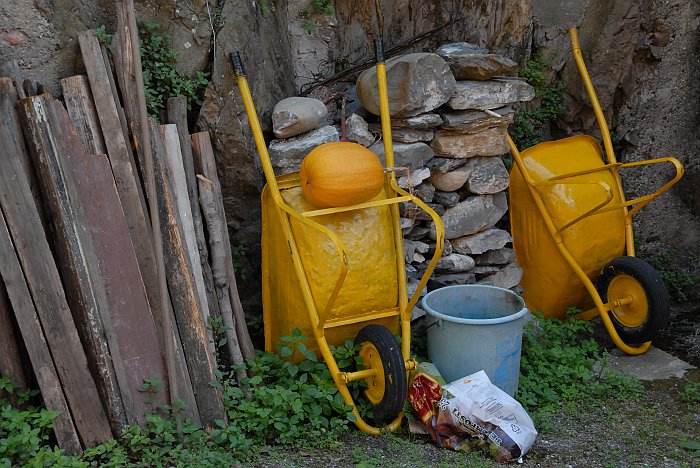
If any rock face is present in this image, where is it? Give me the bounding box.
[356,53,456,117]
[531,0,699,283]
[392,114,443,129]
[476,247,516,265]
[436,42,519,80]
[440,107,514,133]
[463,157,510,194]
[370,141,434,170]
[346,114,375,147]
[267,126,339,175]
[477,263,523,289]
[391,128,435,143]
[272,97,328,138]
[431,127,509,158]
[447,79,535,110]
[452,228,513,255]
[428,167,469,192]
[434,192,508,239]
[436,253,475,272]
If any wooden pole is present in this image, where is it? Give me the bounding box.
[198,175,247,383]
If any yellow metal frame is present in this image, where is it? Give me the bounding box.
[233,48,444,433]
[507,29,683,354]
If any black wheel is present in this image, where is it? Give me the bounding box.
[597,256,670,344]
[354,324,407,423]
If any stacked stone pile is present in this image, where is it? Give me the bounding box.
[265,43,534,303]
[355,43,535,299]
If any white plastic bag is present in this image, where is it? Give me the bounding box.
[437,370,537,462]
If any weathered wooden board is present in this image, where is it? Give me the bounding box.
[0,60,22,82]
[0,78,47,234]
[151,122,225,428]
[112,2,138,126]
[166,97,221,325]
[191,132,255,362]
[0,281,28,402]
[60,75,107,155]
[78,30,165,359]
[62,136,169,425]
[0,99,111,448]
[160,124,212,332]
[18,94,131,433]
[147,121,201,424]
[0,208,82,455]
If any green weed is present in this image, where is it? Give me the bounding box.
[257,0,276,13]
[0,376,73,466]
[4,329,372,465]
[517,314,642,429]
[680,381,700,406]
[510,54,565,151]
[312,0,334,15]
[137,20,209,119]
[644,251,698,302]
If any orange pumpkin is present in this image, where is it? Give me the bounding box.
[299,142,385,208]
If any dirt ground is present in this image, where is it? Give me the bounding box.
[251,372,698,467]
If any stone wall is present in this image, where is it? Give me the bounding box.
[264,45,534,303]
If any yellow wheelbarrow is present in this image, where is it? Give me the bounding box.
[231,40,445,434]
[507,28,684,355]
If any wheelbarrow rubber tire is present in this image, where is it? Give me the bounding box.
[597,256,670,344]
[354,324,407,424]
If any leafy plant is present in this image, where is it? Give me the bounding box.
[312,0,334,15]
[257,0,276,13]
[644,251,698,302]
[680,381,700,406]
[137,20,209,118]
[231,239,250,280]
[300,19,316,35]
[510,54,565,150]
[678,438,700,457]
[0,377,74,466]
[94,25,113,47]
[517,313,641,428]
[214,328,364,449]
[7,329,371,465]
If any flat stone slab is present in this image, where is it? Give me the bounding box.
[605,347,695,381]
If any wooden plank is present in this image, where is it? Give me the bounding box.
[130,127,199,422]
[166,97,221,325]
[78,30,165,358]
[151,121,225,428]
[0,209,82,455]
[61,137,168,426]
[60,75,107,155]
[0,60,22,82]
[17,95,131,434]
[0,280,29,403]
[0,100,111,449]
[147,121,201,425]
[112,3,138,125]
[0,79,47,234]
[160,125,212,331]
[191,132,256,362]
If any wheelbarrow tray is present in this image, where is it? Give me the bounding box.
[510,135,626,318]
[262,172,402,354]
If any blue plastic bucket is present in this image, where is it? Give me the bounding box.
[421,284,529,396]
